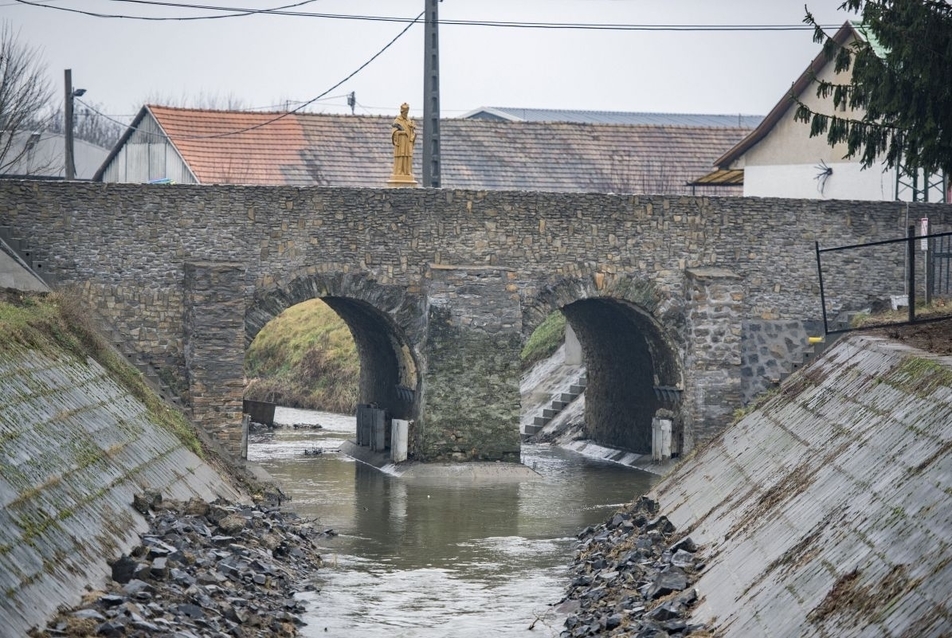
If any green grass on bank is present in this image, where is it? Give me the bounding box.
[851,298,950,327]
[244,299,359,413]
[521,311,566,369]
[0,290,202,455]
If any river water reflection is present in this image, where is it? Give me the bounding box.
[248,407,658,637]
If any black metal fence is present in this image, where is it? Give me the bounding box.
[816,225,952,335]
[930,232,952,301]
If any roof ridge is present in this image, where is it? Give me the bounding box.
[484,106,762,118]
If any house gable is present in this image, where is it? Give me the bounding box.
[710,22,915,200]
[95,107,198,184]
[716,22,862,172]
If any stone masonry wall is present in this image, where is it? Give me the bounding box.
[2,181,951,451]
[420,265,523,461]
[683,268,745,450]
[184,262,248,457]
[740,319,825,404]
[5,184,949,338]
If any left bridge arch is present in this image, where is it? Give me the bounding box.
[246,271,425,422]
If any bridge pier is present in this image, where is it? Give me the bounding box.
[184,261,248,458]
[417,265,523,462]
[683,268,745,450]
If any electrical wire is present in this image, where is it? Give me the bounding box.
[13,0,323,21]
[71,9,424,140]
[242,94,352,111]
[13,0,838,31]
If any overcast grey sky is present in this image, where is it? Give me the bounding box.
[5,0,853,123]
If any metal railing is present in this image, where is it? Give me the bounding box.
[816,225,952,335]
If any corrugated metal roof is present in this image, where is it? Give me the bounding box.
[0,132,108,180]
[102,106,755,195]
[462,106,764,128]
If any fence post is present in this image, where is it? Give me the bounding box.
[908,225,916,323]
[815,241,829,334]
[927,235,933,305]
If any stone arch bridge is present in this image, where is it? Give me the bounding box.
[2,182,946,462]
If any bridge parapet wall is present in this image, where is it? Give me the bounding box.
[8,183,949,319]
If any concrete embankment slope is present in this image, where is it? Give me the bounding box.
[0,341,242,636]
[653,335,952,636]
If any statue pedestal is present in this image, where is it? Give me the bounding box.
[387,174,419,188]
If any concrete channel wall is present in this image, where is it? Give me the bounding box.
[653,335,952,636]
[0,342,241,636]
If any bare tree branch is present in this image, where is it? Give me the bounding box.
[0,21,54,174]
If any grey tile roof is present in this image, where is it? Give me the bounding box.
[303,115,753,194]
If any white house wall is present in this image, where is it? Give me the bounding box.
[737,33,947,203]
[743,162,898,200]
[100,112,197,184]
[741,41,858,170]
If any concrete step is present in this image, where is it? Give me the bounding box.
[523,424,543,436]
[533,415,549,427]
[569,384,586,394]
[542,407,559,419]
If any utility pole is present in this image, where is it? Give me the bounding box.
[422,0,441,188]
[64,69,75,181]
[63,69,86,181]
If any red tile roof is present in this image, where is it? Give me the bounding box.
[149,105,310,185]
[121,106,753,195]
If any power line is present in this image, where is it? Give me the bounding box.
[71,9,424,140]
[243,94,352,111]
[13,0,321,21]
[13,0,838,31]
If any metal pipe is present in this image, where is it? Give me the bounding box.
[815,240,830,334]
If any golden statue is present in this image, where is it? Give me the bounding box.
[388,102,418,187]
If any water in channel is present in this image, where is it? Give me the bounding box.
[248,407,658,638]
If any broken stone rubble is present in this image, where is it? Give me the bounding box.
[556,496,708,637]
[31,492,332,638]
